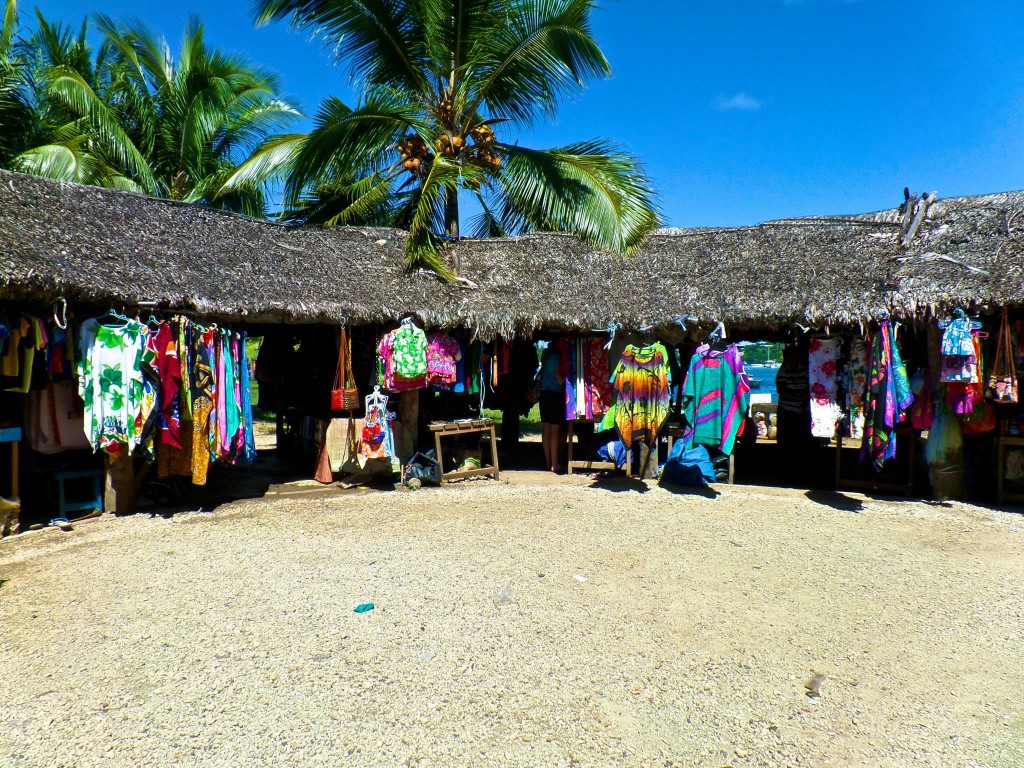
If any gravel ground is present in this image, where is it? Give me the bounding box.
[1,473,1023,768]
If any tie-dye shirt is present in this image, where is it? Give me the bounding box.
[611,343,671,448]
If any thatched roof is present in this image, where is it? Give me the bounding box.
[1,169,1022,338]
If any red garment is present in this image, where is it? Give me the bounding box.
[154,322,183,448]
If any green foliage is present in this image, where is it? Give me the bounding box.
[0,1,301,216]
[244,0,661,272]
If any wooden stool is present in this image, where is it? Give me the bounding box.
[428,419,500,483]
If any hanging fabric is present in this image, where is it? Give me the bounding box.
[681,342,751,455]
[77,314,149,455]
[808,337,842,439]
[360,387,394,459]
[860,321,914,469]
[612,342,671,450]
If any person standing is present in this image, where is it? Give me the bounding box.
[539,343,566,472]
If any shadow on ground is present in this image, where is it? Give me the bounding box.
[804,490,864,512]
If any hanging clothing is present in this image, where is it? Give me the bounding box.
[808,337,842,439]
[27,381,90,453]
[947,334,984,415]
[611,342,671,449]
[359,399,394,459]
[860,321,914,469]
[77,317,148,455]
[152,321,183,449]
[426,333,461,390]
[238,332,257,463]
[681,343,751,455]
[846,337,870,439]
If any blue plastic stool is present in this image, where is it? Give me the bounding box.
[52,468,104,517]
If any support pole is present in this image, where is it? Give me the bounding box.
[105,452,136,514]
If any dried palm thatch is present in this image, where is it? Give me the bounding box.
[0,170,1021,338]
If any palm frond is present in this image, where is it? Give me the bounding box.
[494,139,660,254]
[405,155,462,276]
[253,0,429,93]
[45,64,157,190]
[218,131,305,194]
[463,0,609,128]
[285,93,420,205]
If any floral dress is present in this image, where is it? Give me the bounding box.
[78,318,148,456]
[808,338,842,439]
[846,338,870,439]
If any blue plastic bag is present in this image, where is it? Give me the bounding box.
[660,443,716,487]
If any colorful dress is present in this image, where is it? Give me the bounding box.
[78,318,148,455]
[860,321,914,469]
[681,343,751,455]
[846,337,870,439]
[808,337,842,439]
[612,343,671,449]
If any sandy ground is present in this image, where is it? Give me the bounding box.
[1,473,1022,768]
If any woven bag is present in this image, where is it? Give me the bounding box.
[986,308,1018,403]
[331,328,360,411]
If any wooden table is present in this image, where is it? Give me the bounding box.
[835,425,918,495]
[996,435,1024,505]
[428,419,500,483]
[567,420,631,477]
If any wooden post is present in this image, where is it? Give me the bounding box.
[105,452,136,514]
[398,390,419,452]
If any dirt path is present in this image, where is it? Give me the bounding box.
[1,475,1022,767]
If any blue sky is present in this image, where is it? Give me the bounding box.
[25,0,1024,227]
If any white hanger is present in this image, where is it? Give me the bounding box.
[366,385,388,412]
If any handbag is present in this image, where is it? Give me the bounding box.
[986,308,1018,403]
[331,328,360,411]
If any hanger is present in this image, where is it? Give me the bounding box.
[366,385,389,412]
[590,322,620,350]
[673,314,698,334]
[938,307,983,330]
[400,316,418,329]
[99,307,131,327]
[53,298,68,330]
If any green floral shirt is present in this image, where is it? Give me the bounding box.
[77,318,150,455]
[392,324,428,379]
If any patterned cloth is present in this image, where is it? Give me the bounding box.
[426,333,461,389]
[681,343,751,455]
[568,338,613,420]
[392,324,428,379]
[860,322,914,469]
[947,335,984,414]
[612,343,671,449]
[941,314,976,356]
[77,318,149,456]
[808,337,842,439]
[846,337,870,439]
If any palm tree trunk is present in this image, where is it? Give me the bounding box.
[445,186,460,273]
[444,186,459,238]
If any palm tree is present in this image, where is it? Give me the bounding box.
[7,8,301,216]
[0,0,37,167]
[237,0,660,273]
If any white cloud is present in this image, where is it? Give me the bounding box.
[712,92,764,112]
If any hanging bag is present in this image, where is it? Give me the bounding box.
[986,308,1018,403]
[331,328,361,411]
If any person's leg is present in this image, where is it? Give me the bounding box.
[542,422,552,470]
